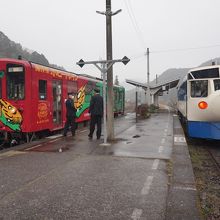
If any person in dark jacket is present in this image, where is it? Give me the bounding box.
[63,92,77,137]
[88,88,103,140]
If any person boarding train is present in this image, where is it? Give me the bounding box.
[63,92,77,137]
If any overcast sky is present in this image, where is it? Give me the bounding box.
[1,0,220,89]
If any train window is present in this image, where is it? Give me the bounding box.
[39,80,47,100]
[178,81,187,100]
[117,91,120,101]
[6,64,25,100]
[214,79,220,91]
[189,68,219,79]
[191,80,208,97]
[114,90,117,101]
[119,91,123,100]
[67,81,77,95]
[85,81,96,94]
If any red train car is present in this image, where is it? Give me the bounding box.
[0,58,104,144]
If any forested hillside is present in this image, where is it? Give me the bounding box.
[0,31,64,70]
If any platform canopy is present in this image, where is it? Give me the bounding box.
[125,79,148,89]
[126,78,180,95]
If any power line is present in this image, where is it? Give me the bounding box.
[126,43,220,64]
[123,0,146,49]
[151,44,220,54]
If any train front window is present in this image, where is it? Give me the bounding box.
[6,64,25,100]
[191,80,208,97]
[214,79,220,91]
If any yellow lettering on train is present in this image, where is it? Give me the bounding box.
[32,64,78,80]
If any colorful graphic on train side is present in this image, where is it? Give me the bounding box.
[74,85,89,118]
[74,83,101,118]
[0,99,22,131]
[37,103,49,124]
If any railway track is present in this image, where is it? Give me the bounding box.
[187,137,220,171]
[187,137,220,219]
[207,145,220,173]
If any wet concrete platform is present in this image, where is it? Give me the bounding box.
[0,112,201,220]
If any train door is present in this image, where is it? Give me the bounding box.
[119,90,125,114]
[52,80,62,126]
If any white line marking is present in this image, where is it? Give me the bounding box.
[174,186,196,191]
[49,139,59,143]
[174,136,186,143]
[161,138,165,144]
[152,159,159,170]
[131,208,143,220]
[141,176,153,195]
[79,130,87,133]
[25,144,42,151]
[158,146,164,153]
[46,134,62,139]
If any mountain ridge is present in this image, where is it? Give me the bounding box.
[0,31,65,70]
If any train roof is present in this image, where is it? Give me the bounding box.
[0,58,125,88]
[189,65,220,72]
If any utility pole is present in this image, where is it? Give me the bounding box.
[106,0,113,140]
[146,48,150,106]
[77,57,129,145]
[96,1,122,141]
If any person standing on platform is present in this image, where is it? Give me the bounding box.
[88,88,103,140]
[63,92,77,137]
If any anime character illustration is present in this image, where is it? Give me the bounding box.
[74,83,102,118]
[0,99,22,131]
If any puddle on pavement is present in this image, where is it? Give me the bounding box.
[25,142,72,153]
[133,135,141,138]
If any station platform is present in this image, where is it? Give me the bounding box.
[0,111,201,220]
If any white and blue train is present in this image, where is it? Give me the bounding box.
[177,65,220,140]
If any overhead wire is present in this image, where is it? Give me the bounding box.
[123,0,146,49]
[125,43,220,67]
[151,44,220,54]
[122,0,220,65]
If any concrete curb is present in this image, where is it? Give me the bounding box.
[165,115,202,220]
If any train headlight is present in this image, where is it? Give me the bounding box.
[198,101,208,109]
